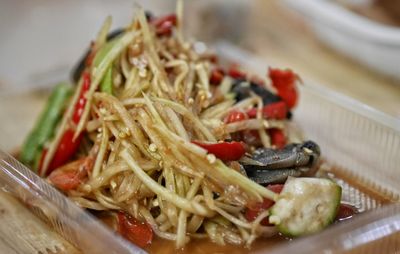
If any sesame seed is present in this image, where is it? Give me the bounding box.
[99,108,107,115]
[125,128,131,136]
[114,73,122,87]
[139,68,147,78]
[149,143,157,152]
[110,180,117,189]
[82,184,92,192]
[269,215,280,225]
[206,154,216,164]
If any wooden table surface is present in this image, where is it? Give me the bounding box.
[0,1,399,253]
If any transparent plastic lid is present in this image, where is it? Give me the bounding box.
[0,150,145,254]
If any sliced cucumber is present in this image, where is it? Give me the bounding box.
[269,177,341,237]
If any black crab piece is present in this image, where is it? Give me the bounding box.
[231,79,282,105]
[241,140,321,185]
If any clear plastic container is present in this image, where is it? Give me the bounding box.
[281,0,400,81]
[0,42,400,253]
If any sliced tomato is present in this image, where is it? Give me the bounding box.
[47,157,93,191]
[268,68,299,109]
[117,212,153,248]
[245,184,284,225]
[48,170,82,191]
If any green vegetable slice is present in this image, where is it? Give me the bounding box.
[20,83,72,170]
[269,177,341,237]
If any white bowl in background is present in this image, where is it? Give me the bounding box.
[282,0,400,81]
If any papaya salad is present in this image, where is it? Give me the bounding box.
[19,2,344,250]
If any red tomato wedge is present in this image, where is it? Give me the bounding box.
[48,157,92,191]
[245,184,284,225]
[117,212,153,248]
[48,171,82,191]
[268,68,299,109]
[192,141,246,161]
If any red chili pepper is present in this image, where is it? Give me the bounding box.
[152,14,177,36]
[192,141,246,161]
[245,184,283,225]
[224,110,247,124]
[41,73,91,176]
[228,64,246,79]
[117,212,153,248]
[247,101,288,120]
[210,68,225,85]
[268,68,298,109]
[72,72,91,124]
[268,128,286,149]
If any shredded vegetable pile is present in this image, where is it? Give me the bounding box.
[20,1,344,250]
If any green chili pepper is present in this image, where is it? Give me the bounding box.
[20,83,72,170]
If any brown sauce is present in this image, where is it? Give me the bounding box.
[329,165,395,204]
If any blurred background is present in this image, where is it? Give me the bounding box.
[0,0,400,151]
